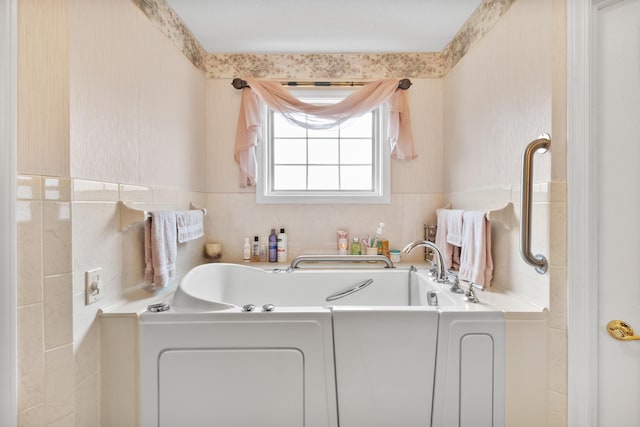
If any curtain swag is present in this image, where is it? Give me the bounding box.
[234,77,416,187]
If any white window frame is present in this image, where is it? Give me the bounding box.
[256,87,390,204]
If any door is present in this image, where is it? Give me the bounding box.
[597,0,640,424]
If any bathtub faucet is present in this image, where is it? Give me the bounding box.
[402,240,464,293]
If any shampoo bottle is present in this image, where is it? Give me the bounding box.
[268,229,277,262]
[277,228,288,262]
[252,236,260,262]
[243,237,251,262]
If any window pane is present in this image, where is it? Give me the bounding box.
[308,166,339,190]
[273,166,306,190]
[308,139,338,164]
[308,126,339,138]
[274,139,306,164]
[274,113,306,137]
[340,139,372,164]
[341,166,373,190]
[340,114,373,138]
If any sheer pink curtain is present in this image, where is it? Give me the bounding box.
[234,78,416,187]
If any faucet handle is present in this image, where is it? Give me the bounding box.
[446,270,465,294]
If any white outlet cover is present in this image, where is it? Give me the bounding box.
[85,268,103,305]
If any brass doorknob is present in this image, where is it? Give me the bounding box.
[607,320,640,340]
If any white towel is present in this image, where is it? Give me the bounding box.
[435,209,461,271]
[144,211,177,289]
[176,210,204,243]
[458,211,493,287]
[446,209,464,247]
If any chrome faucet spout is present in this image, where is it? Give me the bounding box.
[402,240,447,283]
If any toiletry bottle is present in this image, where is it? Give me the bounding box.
[243,237,251,262]
[351,237,361,255]
[337,230,349,255]
[259,243,267,262]
[277,228,288,262]
[375,222,385,255]
[268,229,277,262]
[252,235,260,262]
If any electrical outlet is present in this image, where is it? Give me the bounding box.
[85,268,103,305]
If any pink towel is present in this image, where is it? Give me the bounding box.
[458,211,493,288]
[435,209,460,270]
[144,211,177,289]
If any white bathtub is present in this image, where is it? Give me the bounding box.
[139,263,505,427]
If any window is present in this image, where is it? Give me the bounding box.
[256,88,390,204]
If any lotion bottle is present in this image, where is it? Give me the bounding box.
[277,228,288,262]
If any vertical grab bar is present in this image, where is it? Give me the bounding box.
[520,133,551,274]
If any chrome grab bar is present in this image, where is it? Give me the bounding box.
[520,133,550,274]
[290,255,394,269]
[326,279,374,302]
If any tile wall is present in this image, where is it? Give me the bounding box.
[16,175,207,426]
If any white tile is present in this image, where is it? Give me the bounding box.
[547,390,567,427]
[42,177,71,202]
[17,175,43,201]
[18,404,45,427]
[45,412,75,427]
[119,183,152,202]
[73,179,119,202]
[74,312,100,386]
[45,345,75,423]
[43,274,73,350]
[72,202,121,294]
[549,266,567,331]
[17,201,43,306]
[548,328,567,395]
[18,305,45,412]
[75,374,100,427]
[43,202,72,276]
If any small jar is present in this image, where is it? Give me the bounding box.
[351,237,361,255]
[389,249,401,263]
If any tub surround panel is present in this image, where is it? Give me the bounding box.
[443,0,553,192]
[446,182,566,309]
[17,0,70,177]
[70,0,207,191]
[205,192,444,265]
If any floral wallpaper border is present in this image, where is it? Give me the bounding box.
[132,0,514,79]
[443,0,516,73]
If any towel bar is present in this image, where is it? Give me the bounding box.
[118,201,207,231]
[436,203,513,229]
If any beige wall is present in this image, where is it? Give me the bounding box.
[16,0,207,425]
[205,78,444,262]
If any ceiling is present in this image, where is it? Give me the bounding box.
[165,0,484,54]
